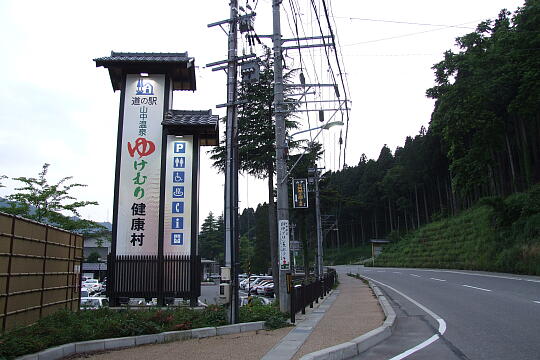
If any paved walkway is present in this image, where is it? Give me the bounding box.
[71,266,383,360]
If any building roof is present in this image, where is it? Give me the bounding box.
[94,51,196,91]
[370,239,391,244]
[162,110,220,146]
[82,262,107,271]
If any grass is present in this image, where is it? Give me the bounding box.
[0,303,289,359]
[373,184,540,275]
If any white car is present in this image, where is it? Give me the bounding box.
[244,276,272,291]
[82,279,102,293]
[80,297,109,310]
[251,280,273,295]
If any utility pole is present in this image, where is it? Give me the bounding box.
[208,4,258,323]
[224,0,240,323]
[272,0,290,313]
[309,167,324,278]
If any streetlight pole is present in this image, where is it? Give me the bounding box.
[272,0,290,313]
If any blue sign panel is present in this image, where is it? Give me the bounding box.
[173,157,185,168]
[174,142,186,153]
[171,233,184,245]
[172,217,184,229]
[172,202,184,213]
[172,186,184,198]
[173,171,185,183]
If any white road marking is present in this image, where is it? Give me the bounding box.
[393,272,402,274]
[462,284,492,292]
[362,275,447,360]
[413,269,540,283]
[410,274,421,278]
[430,277,447,282]
[377,271,386,273]
[533,301,540,304]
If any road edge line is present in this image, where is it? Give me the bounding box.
[363,275,448,360]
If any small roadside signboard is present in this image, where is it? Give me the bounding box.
[292,179,308,208]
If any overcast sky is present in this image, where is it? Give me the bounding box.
[0,0,523,226]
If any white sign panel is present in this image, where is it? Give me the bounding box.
[163,135,193,254]
[278,220,290,270]
[115,74,165,255]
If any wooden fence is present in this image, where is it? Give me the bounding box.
[0,212,83,332]
[108,254,201,305]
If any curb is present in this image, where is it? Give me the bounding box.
[299,275,396,360]
[15,321,266,360]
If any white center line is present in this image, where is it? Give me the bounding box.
[410,274,421,278]
[462,284,492,292]
[533,301,540,304]
[393,272,402,274]
[430,277,446,282]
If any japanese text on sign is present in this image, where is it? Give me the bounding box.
[278,220,290,270]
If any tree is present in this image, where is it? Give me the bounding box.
[2,164,102,233]
[86,251,101,263]
[252,203,271,274]
[198,212,225,263]
[238,234,254,273]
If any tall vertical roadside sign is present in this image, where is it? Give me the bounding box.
[163,135,194,254]
[115,74,165,255]
[278,220,290,270]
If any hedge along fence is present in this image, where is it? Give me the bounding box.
[0,212,83,331]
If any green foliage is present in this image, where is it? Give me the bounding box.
[1,164,103,234]
[86,251,101,263]
[239,303,288,329]
[323,245,372,265]
[239,234,254,273]
[374,184,540,275]
[198,212,224,263]
[0,306,231,359]
[318,2,540,254]
[209,53,299,178]
[252,203,271,274]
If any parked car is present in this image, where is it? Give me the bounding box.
[252,280,273,295]
[244,276,272,292]
[82,279,102,293]
[80,297,109,310]
[239,295,273,307]
[262,282,275,297]
[80,287,90,298]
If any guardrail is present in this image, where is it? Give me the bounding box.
[290,269,337,323]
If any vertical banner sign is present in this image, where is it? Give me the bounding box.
[115,74,165,255]
[163,135,193,254]
[292,179,308,208]
[278,220,290,270]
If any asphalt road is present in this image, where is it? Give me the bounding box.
[340,266,540,360]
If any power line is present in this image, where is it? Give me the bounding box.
[343,20,482,47]
[334,16,476,29]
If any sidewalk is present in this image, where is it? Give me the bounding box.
[70,267,383,360]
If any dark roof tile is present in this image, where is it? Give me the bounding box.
[162,110,219,126]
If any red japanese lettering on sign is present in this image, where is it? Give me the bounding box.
[128,138,156,158]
